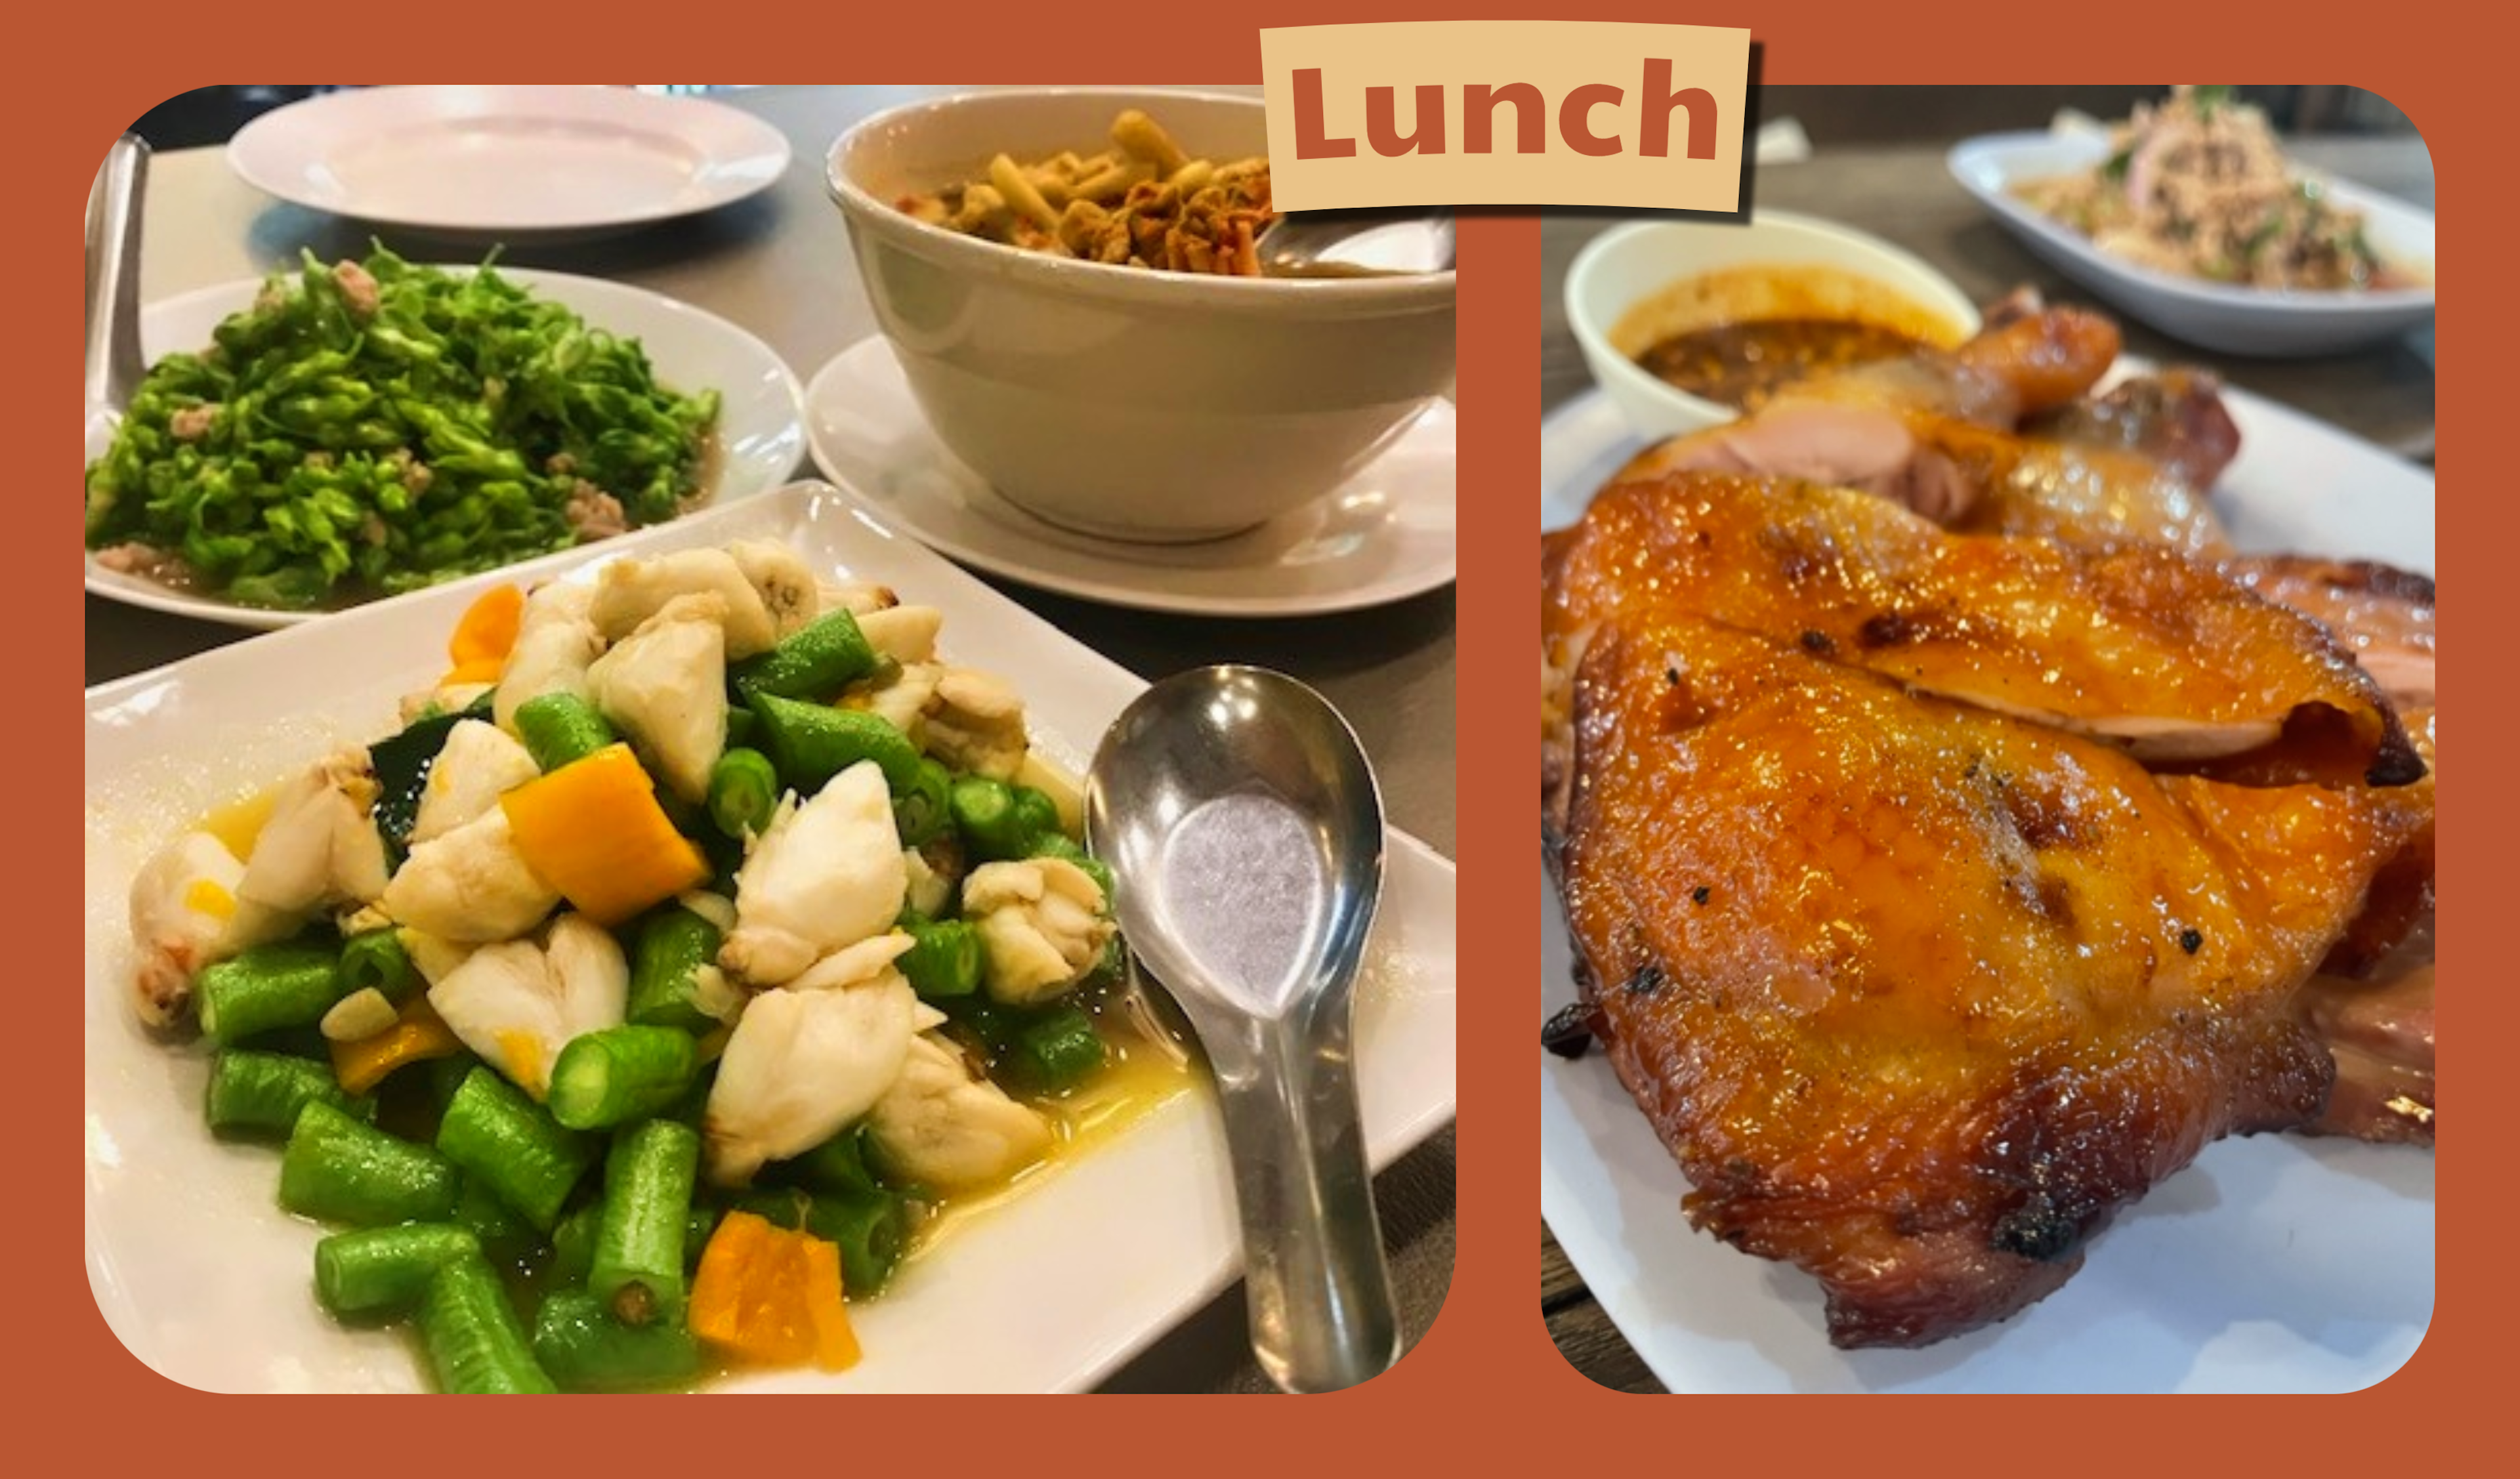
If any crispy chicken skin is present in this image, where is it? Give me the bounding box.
[2301,704,2435,1143]
[1547,614,2420,1346]
[2180,566,2435,1144]
[1544,475,2421,783]
[1611,299,2235,557]
[2223,557,2435,709]
[2027,368,2243,490]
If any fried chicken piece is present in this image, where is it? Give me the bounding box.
[1547,614,2422,1346]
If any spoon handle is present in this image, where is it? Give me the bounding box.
[86,134,149,413]
[1202,1001,1402,1393]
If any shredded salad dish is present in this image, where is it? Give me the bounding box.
[2011,87,2406,292]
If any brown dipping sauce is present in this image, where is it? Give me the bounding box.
[1636,317,1933,411]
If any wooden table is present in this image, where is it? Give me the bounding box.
[83,85,1455,1394]
[1539,133,2435,1392]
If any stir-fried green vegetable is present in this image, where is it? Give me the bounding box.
[83,247,721,610]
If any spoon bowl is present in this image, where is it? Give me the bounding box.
[1257,208,1456,278]
[1086,666,1401,1393]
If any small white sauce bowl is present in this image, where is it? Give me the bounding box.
[1566,211,1982,442]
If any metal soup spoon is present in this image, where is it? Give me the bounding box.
[1255,208,1456,278]
[1085,666,1402,1394]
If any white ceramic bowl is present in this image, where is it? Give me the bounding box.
[1565,211,1983,444]
[1948,132,2437,358]
[828,89,1457,544]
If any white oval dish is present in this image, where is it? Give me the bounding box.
[1564,210,1984,444]
[228,86,791,241]
[83,266,807,631]
[826,88,1457,544]
[1947,131,2436,358]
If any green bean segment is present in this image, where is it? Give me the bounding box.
[532,1290,704,1392]
[338,928,419,1003]
[705,747,780,839]
[315,1224,478,1316]
[892,758,953,846]
[949,774,1043,861]
[279,1100,461,1227]
[591,1119,700,1327]
[1013,1006,1108,1092]
[434,1068,598,1233]
[728,610,877,704]
[198,941,346,1047]
[900,919,983,1001]
[627,907,725,1035]
[549,1026,702,1132]
[513,692,620,774]
[206,1050,368,1136]
[750,694,921,795]
[417,1251,558,1394]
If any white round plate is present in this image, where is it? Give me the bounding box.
[84,267,807,630]
[228,86,790,240]
[805,337,1457,617]
[1948,131,2436,358]
[1540,383,2433,1392]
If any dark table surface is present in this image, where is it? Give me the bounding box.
[1539,131,2435,1392]
[85,85,1455,1394]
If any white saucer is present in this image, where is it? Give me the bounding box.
[806,337,1456,617]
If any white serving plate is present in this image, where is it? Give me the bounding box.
[1538,385,2434,1392]
[83,267,807,631]
[228,86,790,240]
[1948,131,2436,358]
[805,337,1458,618]
[85,482,1458,1394]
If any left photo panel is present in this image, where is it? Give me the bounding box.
[84,84,1458,1394]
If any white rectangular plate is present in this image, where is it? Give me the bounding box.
[1538,387,2434,1392]
[86,481,1457,1394]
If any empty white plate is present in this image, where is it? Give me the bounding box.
[228,87,791,240]
[806,337,1458,617]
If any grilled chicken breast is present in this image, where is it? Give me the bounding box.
[1541,472,2427,1345]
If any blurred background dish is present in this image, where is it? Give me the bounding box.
[827,88,1456,544]
[228,86,791,243]
[1950,129,2435,356]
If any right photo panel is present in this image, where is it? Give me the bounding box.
[1538,84,2433,1393]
